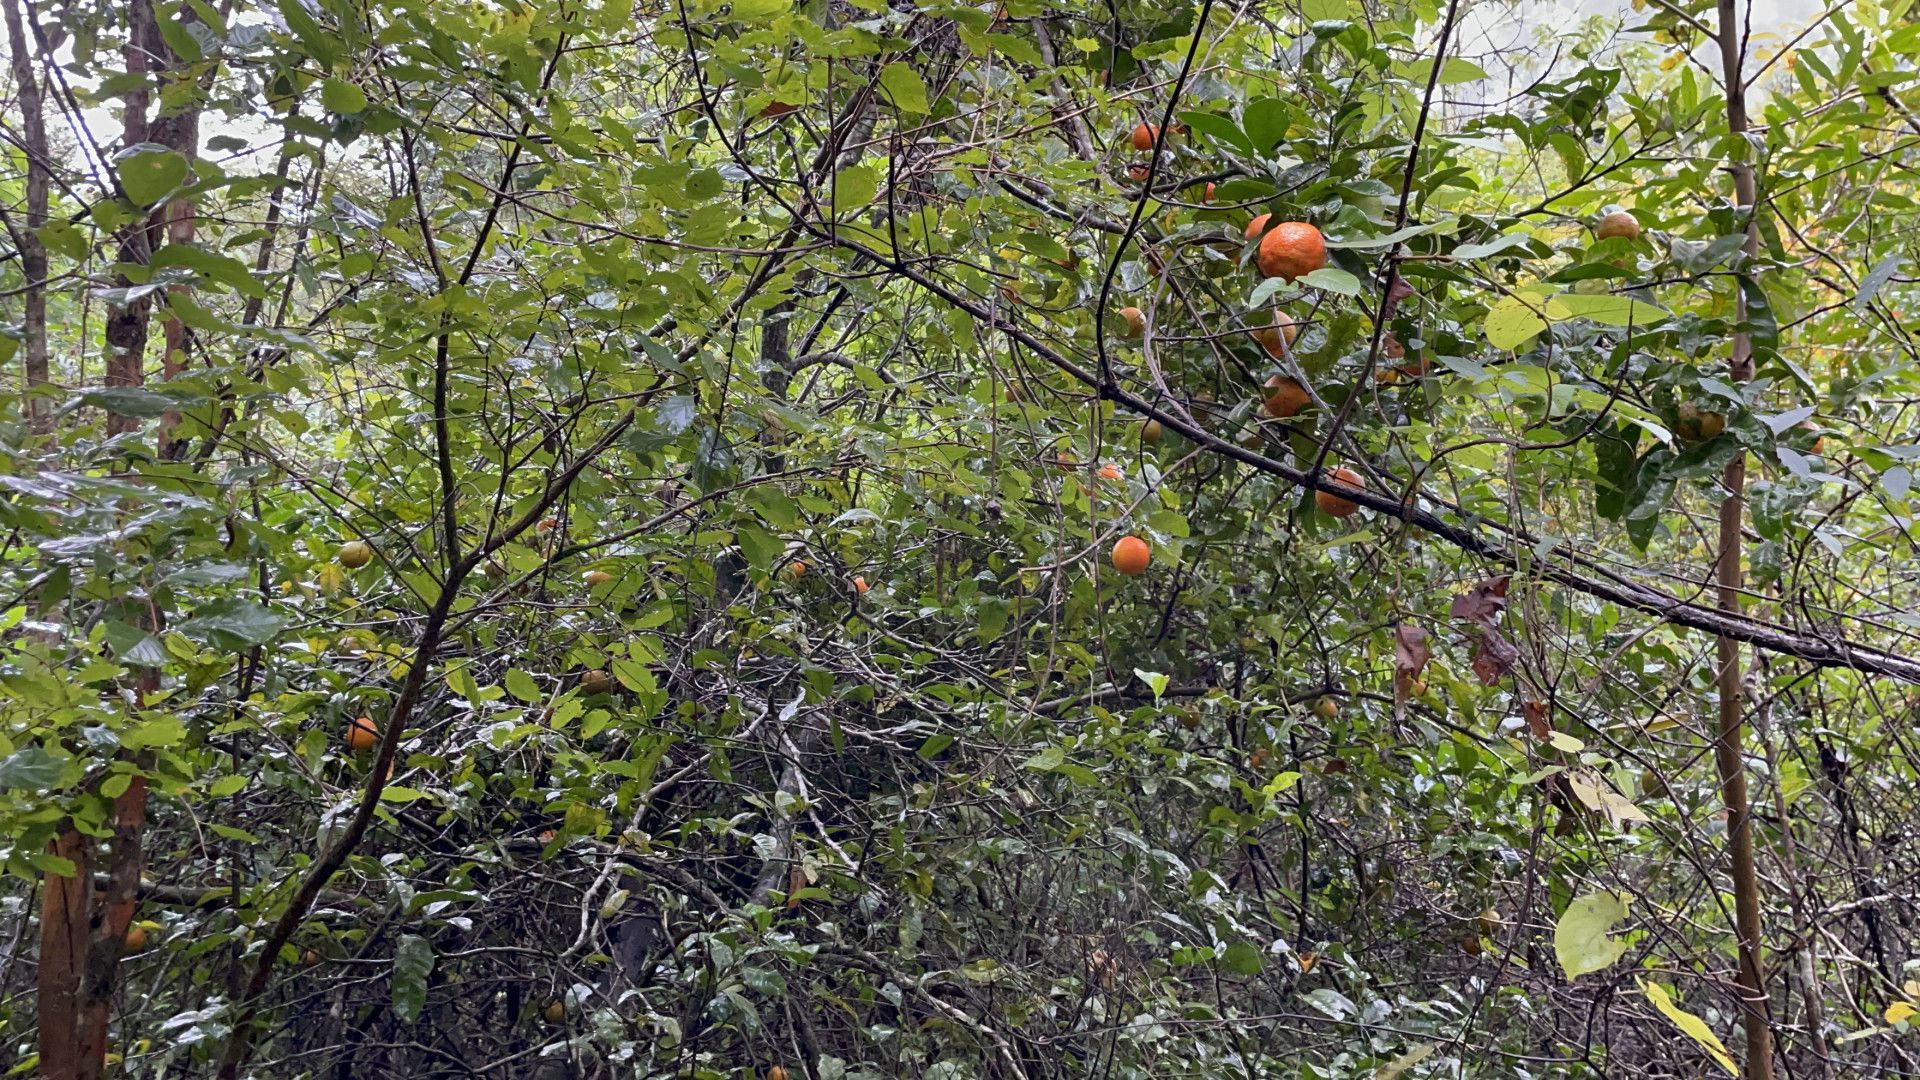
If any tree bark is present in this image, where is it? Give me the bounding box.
[1712,1,1773,1076]
[2,0,51,431]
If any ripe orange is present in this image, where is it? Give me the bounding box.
[1251,310,1299,357]
[1256,222,1327,281]
[542,999,566,1025]
[1141,419,1163,445]
[1120,306,1146,337]
[124,924,148,953]
[346,715,379,753]
[1315,467,1365,518]
[1244,213,1272,241]
[1797,419,1829,454]
[789,560,808,578]
[583,570,613,587]
[1313,697,1339,718]
[1130,123,1158,151]
[580,669,616,695]
[337,540,372,569]
[1262,375,1310,418]
[1595,210,1641,241]
[1111,535,1151,576]
[853,575,870,594]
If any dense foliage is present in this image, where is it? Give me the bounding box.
[4,0,1920,1076]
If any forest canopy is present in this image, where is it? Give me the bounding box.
[3,0,1920,1077]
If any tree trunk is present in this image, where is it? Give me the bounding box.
[1,0,51,431]
[1711,2,1773,1077]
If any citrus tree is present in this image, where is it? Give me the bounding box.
[3,0,1920,1077]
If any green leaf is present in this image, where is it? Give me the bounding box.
[116,145,190,207]
[1299,267,1361,296]
[1222,940,1264,974]
[1241,97,1291,154]
[1484,295,1548,350]
[1547,293,1670,328]
[1176,110,1252,156]
[149,244,268,298]
[1856,253,1903,312]
[832,164,880,213]
[1641,981,1738,1076]
[0,747,65,792]
[729,0,787,20]
[391,935,435,1023]
[878,62,929,114]
[1023,746,1065,771]
[179,598,286,649]
[1133,668,1170,700]
[504,668,542,704]
[1554,891,1630,980]
[322,78,368,115]
[208,774,249,797]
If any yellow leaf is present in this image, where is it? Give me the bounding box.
[1642,981,1737,1076]
[1885,1001,1917,1025]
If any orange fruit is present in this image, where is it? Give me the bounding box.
[1315,467,1364,518]
[1675,402,1726,442]
[1120,306,1146,337]
[301,948,322,967]
[1244,213,1272,241]
[580,669,616,695]
[346,715,379,753]
[1262,375,1310,418]
[124,924,148,953]
[1313,697,1339,718]
[853,575,870,594]
[542,999,566,1025]
[767,1069,791,1080]
[1203,182,1217,203]
[1798,420,1829,455]
[789,560,808,578]
[1251,310,1299,357]
[1130,123,1158,151]
[1595,210,1640,241]
[1141,419,1163,445]
[337,540,372,568]
[1256,222,1327,281]
[1110,535,1151,576]
[536,517,559,533]
[583,570,613,587]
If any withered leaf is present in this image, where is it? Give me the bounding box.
[1469,627,1519,685]
[1450,576,1511,628]
[1394,623,1431,696]
[1524,698,1551,740]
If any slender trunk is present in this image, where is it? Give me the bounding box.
[2,0,51,430]
[103,0,157,435]
[35,831,91,1080]
[1711,2,1773,1077]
